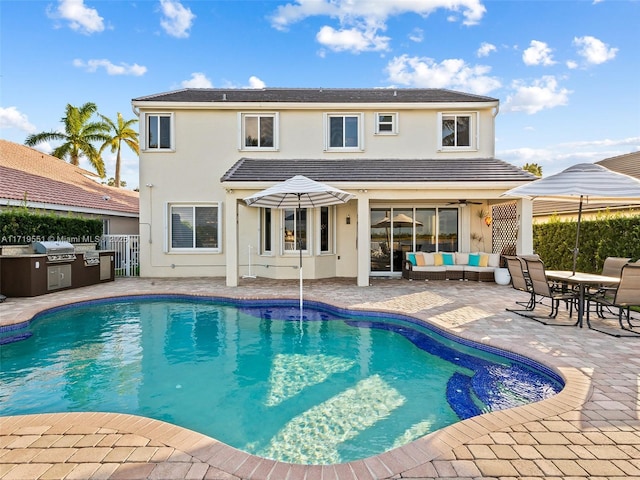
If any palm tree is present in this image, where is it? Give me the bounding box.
[523,162,543,177]
[25,102,110,177]
[99,112,139,188]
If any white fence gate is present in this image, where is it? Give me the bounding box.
[100,235,140,277]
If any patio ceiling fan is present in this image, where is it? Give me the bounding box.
[447,199,483,207]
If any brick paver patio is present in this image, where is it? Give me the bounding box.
[1,276,639,479]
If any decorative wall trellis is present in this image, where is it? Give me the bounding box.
[491,203,518,257]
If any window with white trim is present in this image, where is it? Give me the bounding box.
[261,208,272,254]
[439,112,476,149]
[375,112,397,134]
[169,204,220,251]
[325,113,362,150]
[319,206,332,253]
[146,113,173,150]
[240,113,278,150]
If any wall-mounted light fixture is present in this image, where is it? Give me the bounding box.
[346,214,351,225]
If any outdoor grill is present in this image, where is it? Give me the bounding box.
[33,241,77,263]
[83,250,100,266]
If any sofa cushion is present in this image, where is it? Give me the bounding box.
[488,253,500,267]
[442,252,455,265]
[423,252,435,266]
[407,253,417,266]
[415,252,426,266]
[413,266,447,272]
[468,253,481,266]
[433,253,444,266]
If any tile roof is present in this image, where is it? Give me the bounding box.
[221,157,536,183]
[0,140,139,215]
[133,87,498,104]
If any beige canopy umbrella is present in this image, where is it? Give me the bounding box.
[372,213,423,228]
[502,163,640,273]
[244,175,355,310]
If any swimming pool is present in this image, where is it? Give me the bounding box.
[0,295,563,465]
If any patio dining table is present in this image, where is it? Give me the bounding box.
[545,270,620,328]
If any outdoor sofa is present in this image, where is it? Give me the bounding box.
[402,251,500,282]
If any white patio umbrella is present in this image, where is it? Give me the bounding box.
[502,163,640,273]
[243,175,355,309]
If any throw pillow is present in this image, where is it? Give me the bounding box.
[468,253,481,266]
[415,253,426,266]
[488,253,500,267]
[479,254,489,267]
[423,253,435,265]
[408,253,417,266]
[455,252,469,265]
[442,253,455,265]
[433,253,444,266]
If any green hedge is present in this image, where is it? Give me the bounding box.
[0,209,103,245]
[533,213,640,273]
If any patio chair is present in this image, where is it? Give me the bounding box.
[589,257,630,316]
[586,263,640,337]
[504,256,535,311]
[522,257,580,324]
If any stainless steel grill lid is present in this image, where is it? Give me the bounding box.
[32,241,76,262]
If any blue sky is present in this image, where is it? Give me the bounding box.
[1,0,638,190]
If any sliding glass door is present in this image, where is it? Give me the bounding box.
[370,207,458,275]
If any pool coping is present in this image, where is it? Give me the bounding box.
[0,281,595,479]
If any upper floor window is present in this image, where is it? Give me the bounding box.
[169,203,220,252]
[439,113,476,150]
[375,113,398,135]
[240,113,278,150]
[325,113,362,151]
[146,113,173,150]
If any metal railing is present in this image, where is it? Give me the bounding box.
[100,235,140,277]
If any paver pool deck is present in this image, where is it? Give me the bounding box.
[1,276,639,480]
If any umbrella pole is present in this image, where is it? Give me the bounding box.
[572,195,583,275]
[297,195,303,312]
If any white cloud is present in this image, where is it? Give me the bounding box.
[566,60,578,69]
[73,59,147,76]
[247,76,266,89]
[573,35,617,65]
[408,28,424,43]
[48,0,105,34]
[270,0,485,53]
[159,0,195,38]
[385,54,501,95]
[316,25,390,52]
[522,40,555,66]
[0,106,37,133]
[180,72,213,88]
[477,42,496,57]
[503,76,571,114]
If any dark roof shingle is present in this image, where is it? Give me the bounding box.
[133,88,498,104]
[221,158,536,183]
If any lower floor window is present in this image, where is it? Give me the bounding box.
[170,204,220,250]
[284,208,307,252]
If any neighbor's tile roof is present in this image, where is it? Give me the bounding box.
[133,88,498,104]
[0,140,139,215]
[221,157,536,183]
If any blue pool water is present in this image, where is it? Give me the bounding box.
[0,296,563,464]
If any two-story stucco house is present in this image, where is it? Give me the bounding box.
[132,88,535,287]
